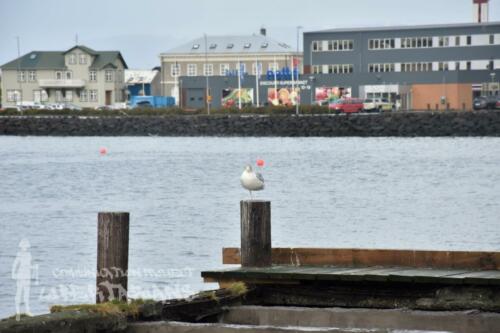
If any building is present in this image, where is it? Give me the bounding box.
[160,29,302,108]
[0,45,128,108]
[303,20,500,110]
[125,68,162,99]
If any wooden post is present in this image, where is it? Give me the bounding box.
[96,212,129,303]
[240,200,271,267]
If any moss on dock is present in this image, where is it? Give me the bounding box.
[50,298,155,318]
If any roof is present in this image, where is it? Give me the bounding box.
[1,45,128,70]
[162,34,296,56]
[306,21,500,34]
[125,69,159,85]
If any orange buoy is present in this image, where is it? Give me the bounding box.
[99,147,108,155]
[256,159,265,167]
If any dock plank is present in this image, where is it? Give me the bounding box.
[202,265,500,286]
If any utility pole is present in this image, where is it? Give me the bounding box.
[16,36,22,115]
[296,26,303,115]
[204,34,211,115]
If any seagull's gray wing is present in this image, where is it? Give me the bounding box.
[256,172,265,183]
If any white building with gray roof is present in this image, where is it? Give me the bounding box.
[159,30,302,104]
[0,45,128,109]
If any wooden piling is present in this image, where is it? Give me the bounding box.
[96,212,129,303]
[240,200,271,267]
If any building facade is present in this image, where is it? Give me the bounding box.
[125,68,161,99]
[303,22,500,110]
[0,45,128,108]
[160,31,302,108]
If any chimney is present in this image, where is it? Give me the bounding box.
[473,0,489,23]
[260,27,267,36]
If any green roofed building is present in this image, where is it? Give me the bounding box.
[0,45,128,108]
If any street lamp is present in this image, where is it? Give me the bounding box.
[295,26,303,115]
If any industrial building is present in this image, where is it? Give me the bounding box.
[302,0,499,110]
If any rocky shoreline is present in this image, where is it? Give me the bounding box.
[0,111,499,136]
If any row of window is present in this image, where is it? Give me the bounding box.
[171,62,278,77]
[311,64,354,75]
[17,71,37,82]
[6,89,99,102]
[368,34,496,50]
[68,53,89,65]
[368,60,495,72]
[16,70,120,82]
[312,40,354,52]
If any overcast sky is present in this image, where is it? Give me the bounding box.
[0,0,499,69]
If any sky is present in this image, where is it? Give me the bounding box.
[0,0,499,69]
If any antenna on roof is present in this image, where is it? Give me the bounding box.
[75,34,79,45]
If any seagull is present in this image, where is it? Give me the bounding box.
[240,165,265,199]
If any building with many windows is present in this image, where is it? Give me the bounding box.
[159,30,302,108]
[0,45,128,108]
[303,21,500,110]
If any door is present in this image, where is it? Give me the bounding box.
[185,88,205,109]
[105,91,112,106]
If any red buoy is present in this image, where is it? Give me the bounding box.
[99,147,108,155]
[256,159,265,167]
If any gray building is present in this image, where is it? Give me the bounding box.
[303,22,500,110]
[0,45,128,108]
[160,30,302,109]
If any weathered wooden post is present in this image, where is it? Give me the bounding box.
[96,212,129,303]
[240,200,271,267]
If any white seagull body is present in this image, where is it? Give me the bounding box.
[241,165,265,198]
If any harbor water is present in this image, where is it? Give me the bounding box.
[0,136,499,317]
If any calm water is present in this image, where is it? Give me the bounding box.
[1,136,500,317]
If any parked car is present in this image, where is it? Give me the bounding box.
[61,103,82,111]
[329,98,364,114]
[473,96,498,110]
[363,98,394,112]
[47,103,64,110]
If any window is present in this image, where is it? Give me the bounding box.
[488,60,494,70]
[65,91,73,102]
[192,44,200,50]
[80,90,88,102]
[455,36,460,46]
[220,64,230,75]
[209,43,217,49]
[252,62,263,75]
[244,43,251,49]
[33,90,41,103]
[17,71,25,82]
[28,71,36,82]
[438,62,449,71]
[455,62,461,71]
[466,36,472,46]
[55,90,63,102]
[349,40,354,50]
[312,65,321,74]
[238,63,246,74]
[69,54,76,65]
[369,40,374,49]
[171,64,180,77]
[105,70,113,82]
[312,41,319,51]
[41,90,48,102]
[466,61,471,70]
[90,90,98,102]
[89,71,97,81]
[187,64,197,76]
[79,54,87,64]
[490,34,495,45]
[227,43,234,49]
[328,40,333,51]
[66,71,72,80]
[203,64,213,76]
[56,71,62,80]
[7,90,21,102]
